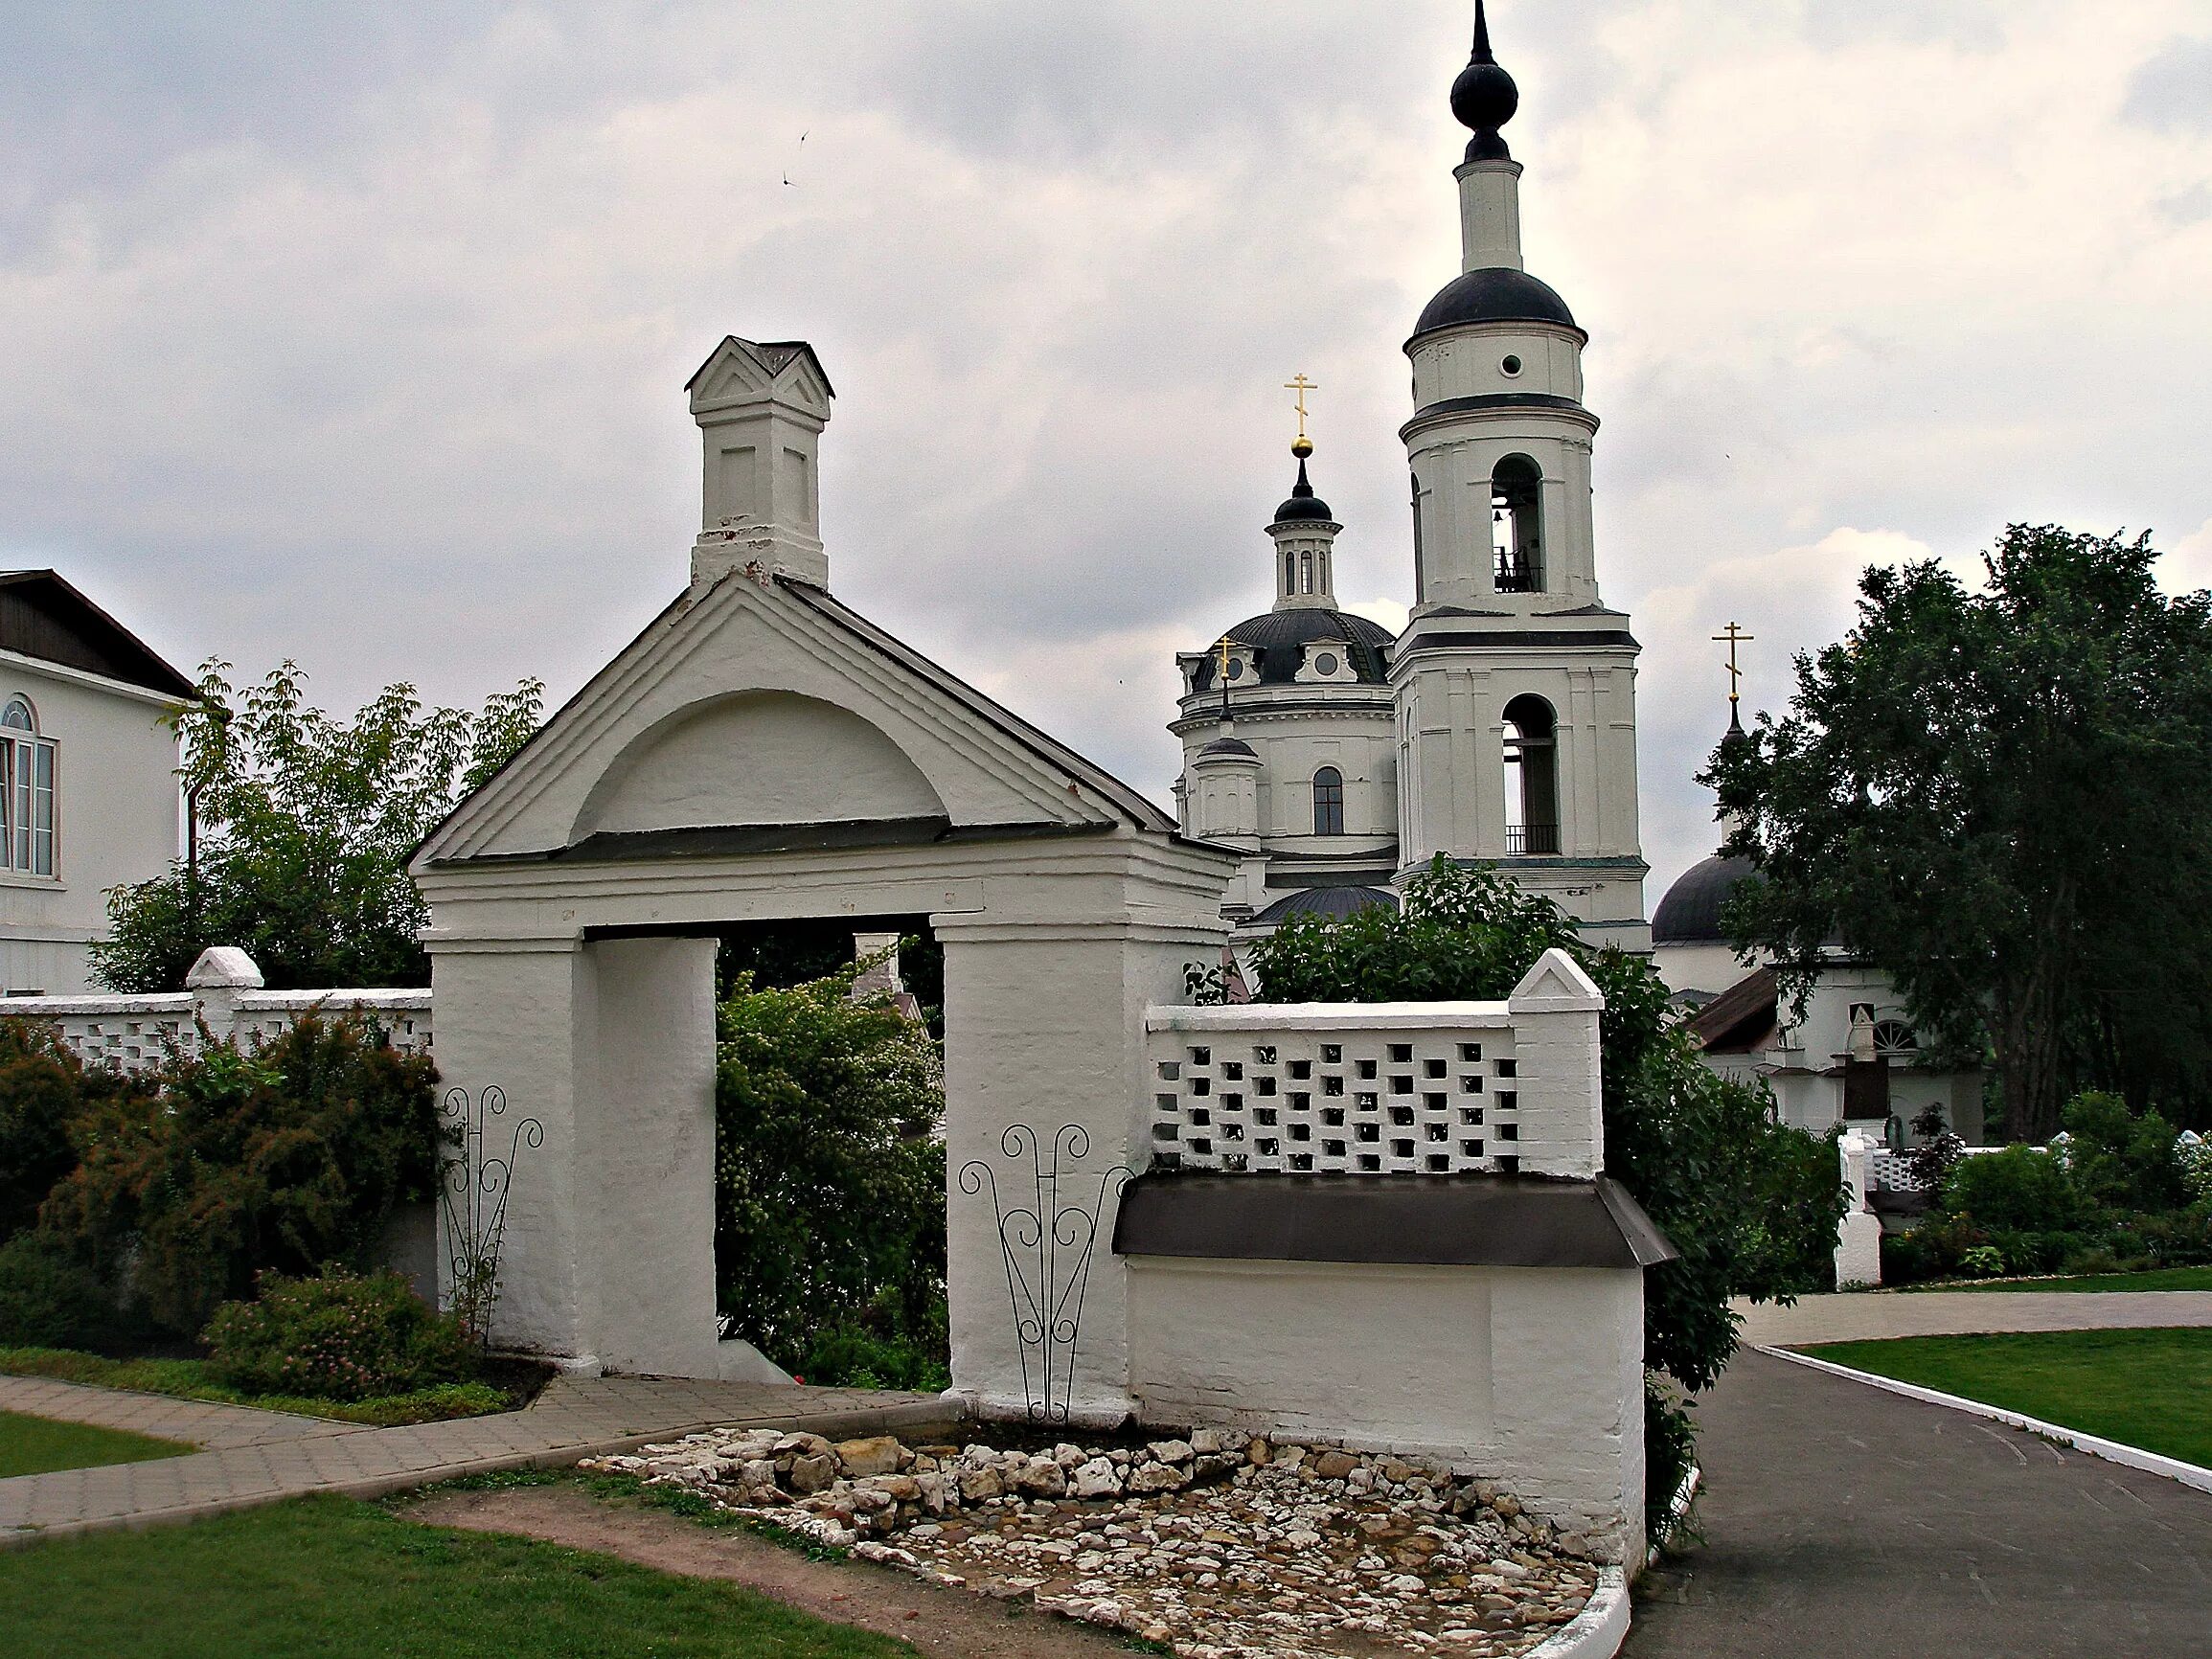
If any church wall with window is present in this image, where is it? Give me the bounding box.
[0,575,191,995]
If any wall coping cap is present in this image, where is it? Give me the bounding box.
[1148,1001,1514,1033]
[186,946,265,989]
[1508,947,1605,1013]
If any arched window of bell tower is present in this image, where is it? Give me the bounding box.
[1492,455,1544,594]
[1501,694,1558,855]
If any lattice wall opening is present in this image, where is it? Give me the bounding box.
[1151,1031,1519,1175]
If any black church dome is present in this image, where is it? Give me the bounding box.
[1652,853,1755,945]
[1412,267,1579,338]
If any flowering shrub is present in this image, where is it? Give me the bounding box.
[203,1268,472,1402]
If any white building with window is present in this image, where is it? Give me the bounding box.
[1173,16,1648,948]
[0,572,194,994]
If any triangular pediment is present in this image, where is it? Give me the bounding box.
[686,337,833,418]
[415,571,1167,870]
[1507,946,1605,1012]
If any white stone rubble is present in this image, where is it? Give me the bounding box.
[582,1425,1598,1657]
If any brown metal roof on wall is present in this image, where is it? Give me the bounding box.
[1113,1171,1676,1270]
[0,571,195,699]
[1685,965,1780,1054]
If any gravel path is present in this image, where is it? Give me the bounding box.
[1625,1348,2212,1659]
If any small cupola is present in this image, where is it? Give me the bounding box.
[1268,407,1343,612]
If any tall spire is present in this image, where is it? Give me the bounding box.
[1451,2,1520,162]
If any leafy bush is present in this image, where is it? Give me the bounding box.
[1644,1376,1698,1550]
[40,1014,441,1336]
[2182,1138,2212,1206]
[714,962,947,1376]
[203,1268,472,1402]
[0,1021,152,1244]
[1941,1145,2089,1233]
[0,1234,116,1350]
[2061,1091,2187,1214]
[795,1313,952,1393]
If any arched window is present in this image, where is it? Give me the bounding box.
[1,698,56,876]
[1301,552,1314,595]
[1491,455,1544,593]
[1312,766,1345,836]
[1284,550,1296,595]
[1501,694,1558,854]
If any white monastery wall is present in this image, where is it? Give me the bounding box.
[0,655,183,996]
[1127,1260,1640,1553]
[0,968,430,1071]
[1122,954,1652,1562]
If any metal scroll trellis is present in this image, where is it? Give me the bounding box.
[439,1084,544,1347]
[958,1124,1131,1425]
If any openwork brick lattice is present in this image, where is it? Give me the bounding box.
[1146,1007,1522,1176]
[0,989,431,1075]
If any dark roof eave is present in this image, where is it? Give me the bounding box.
[1113,1170,1677,1269]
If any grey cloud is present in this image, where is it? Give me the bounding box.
[2123,35,2212,132]
[0,1,2206,904]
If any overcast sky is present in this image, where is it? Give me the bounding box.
[5,1,2209,903]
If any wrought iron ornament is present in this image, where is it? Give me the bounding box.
[438,1084,544,1346]
[959,1124,1131,1425]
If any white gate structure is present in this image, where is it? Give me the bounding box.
[1,337,1672,1569]
[407,337,1669,1565]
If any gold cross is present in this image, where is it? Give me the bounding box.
[1283,373,1319,441]
[1216,635,1235,716]
[1712,622,1754,710]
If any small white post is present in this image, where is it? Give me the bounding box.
[184,946,264,1048]
[1835,1131,1882,1288]
[1505,946,1606,1177]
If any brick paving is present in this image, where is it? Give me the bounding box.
[0,1373,958,1546]
[1736,1287,2212,1347]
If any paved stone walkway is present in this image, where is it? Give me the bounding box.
[0,1374,956,1546]
[1625,1348,2212,1659]
[1736,1288,2212,1347]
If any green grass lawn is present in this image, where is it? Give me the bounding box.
[0,1494,918,1658]
[1943,1266,2212,1293]
[0,1409,192,1478]
[0,1347,510,1426]
[1803,1327,2212,1466]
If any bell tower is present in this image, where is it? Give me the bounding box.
[1390,4,1649,946]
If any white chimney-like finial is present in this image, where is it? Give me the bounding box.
[685,336,835,590]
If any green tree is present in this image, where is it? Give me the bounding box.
[91,661,542,992]
[1245,859,1844,1429]
[714,958,947,1378]
[1704,526,2212,1142]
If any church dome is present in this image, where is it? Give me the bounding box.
[1652,853,1754,944]
[1252,884,1402,926]
[1412,267,1578,338]
[1194,609,1395,691]
[1196,736,1259,761]
[1271,453,1334,524]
